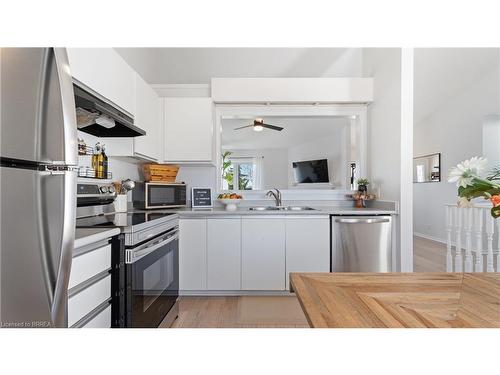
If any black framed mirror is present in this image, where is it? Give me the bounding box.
[413,153,441,183]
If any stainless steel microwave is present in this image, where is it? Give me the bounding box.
[132,182,187,209]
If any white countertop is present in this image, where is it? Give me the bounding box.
[132,206,397,217]
[74,227,121,249]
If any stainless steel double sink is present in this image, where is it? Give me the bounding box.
[248,206,316,211]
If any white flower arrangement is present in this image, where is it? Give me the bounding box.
[448,156,488,188]
[448,156,500,218]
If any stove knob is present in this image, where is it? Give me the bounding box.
[99,186,108,194]
[108,186,115,194]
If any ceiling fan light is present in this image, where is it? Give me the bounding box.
[253,124,264,132]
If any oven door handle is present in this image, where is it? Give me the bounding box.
[125,230,178,264]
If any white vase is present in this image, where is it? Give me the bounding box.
[114,194,128,212]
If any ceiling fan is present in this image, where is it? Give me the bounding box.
[234,118,284,132]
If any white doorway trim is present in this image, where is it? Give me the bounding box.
[400,48,414,272]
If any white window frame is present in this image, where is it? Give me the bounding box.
[223,156,257,191]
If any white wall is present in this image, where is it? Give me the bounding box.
[116,48,363,84]
[287,132,348,189]
[175,165,217,202]
[362,48,402,201]
[124,48,363,198]
[362,48,407,271]
[77,130,140,201]
[482,115,500,170]
[225,149,289,190]
[413,63,500,242]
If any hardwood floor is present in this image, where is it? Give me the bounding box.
[413,235,446,272]
[162,295,309,328]
[161,235,448,328]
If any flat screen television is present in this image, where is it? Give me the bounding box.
[292,159,329,184]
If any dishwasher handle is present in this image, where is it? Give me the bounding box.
[335,218,390,224]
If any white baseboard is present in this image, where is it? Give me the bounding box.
[413,232,446,244]
[179,290,292,297]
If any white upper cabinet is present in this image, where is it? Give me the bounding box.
[67,48,136,115]
[133,74,161,161]
[241,217,286,291]
[163,97,214,163]
[285,216,330,290]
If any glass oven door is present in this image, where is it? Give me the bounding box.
[125,229,179,328]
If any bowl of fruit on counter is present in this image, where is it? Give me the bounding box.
[217,193,243,211]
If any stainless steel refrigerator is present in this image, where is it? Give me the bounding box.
[0,48,78,327]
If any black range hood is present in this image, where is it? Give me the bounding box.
[74,83,146,137]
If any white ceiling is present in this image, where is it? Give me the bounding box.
[222,116,349,150]
[116,47,500,125]
[414,48,500,124]
[115,48,362,84]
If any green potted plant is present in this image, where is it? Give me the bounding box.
[357,178,369,193]
[221,151,234,190]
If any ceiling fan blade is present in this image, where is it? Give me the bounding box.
[261,123,284,131]
[233,124,254,130]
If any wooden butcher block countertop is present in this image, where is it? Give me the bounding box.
[289,273,500,328]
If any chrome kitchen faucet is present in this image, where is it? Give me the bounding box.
[266,188,282,207]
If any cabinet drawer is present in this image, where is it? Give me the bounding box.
[82,304,112,328]
[68,275,111,327]
[69,244,111,289]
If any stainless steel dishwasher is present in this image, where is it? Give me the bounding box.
[331,215,392,272]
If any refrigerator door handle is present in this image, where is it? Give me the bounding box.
[43,48,78,327]
[52,48,78,167]
[46,171,77,327]
[36,172,57,310]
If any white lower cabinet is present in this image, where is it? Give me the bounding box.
[69,237,114,328]
[242,217,286,291]
[207,218,241,290]
[69,244,111,289]
[68,275,111,327]
[82,305,112,328]
[179,215,330,293]
[179,218,207,290]
[285,216,330,289]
